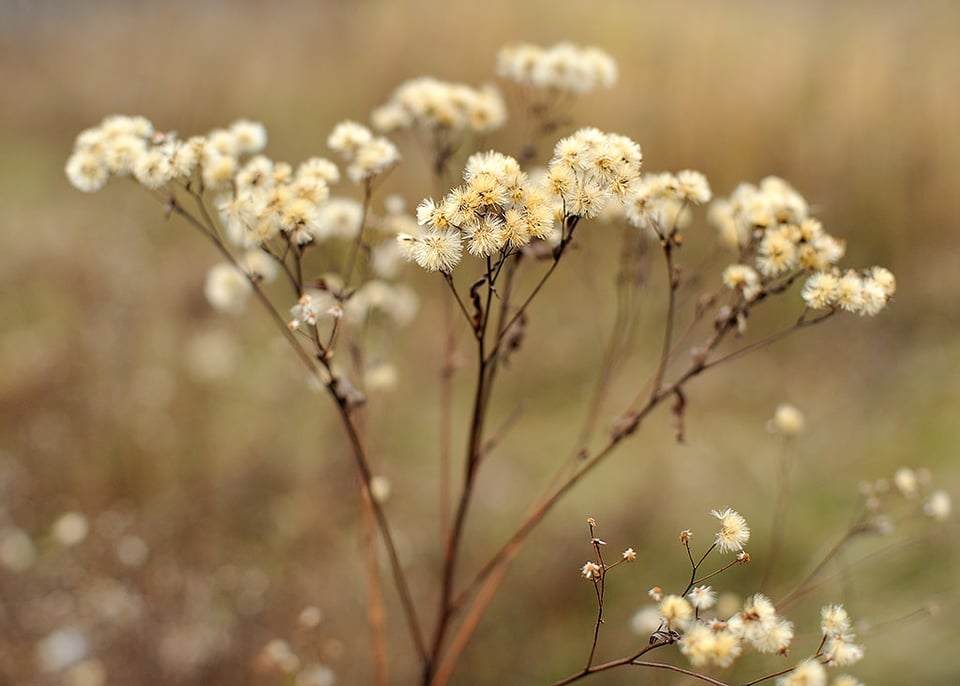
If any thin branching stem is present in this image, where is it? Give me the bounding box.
[486,215,579,363]
[571,223,644,456]
[551,640,730,686]
[343,179,373,290]
[741,649,824,686]
[688,557,743,591]
[450,302,837,634]
[360,487,389,686]
[777,522,871,610]
[649,232,679,402]
[628,661,731,686]
[584,520,606,670]
[427,272,495,682]
[164,194,429,664]
[442,272,475,333]
[761,436,792,591]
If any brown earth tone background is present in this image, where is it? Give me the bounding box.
[1,1,958,684]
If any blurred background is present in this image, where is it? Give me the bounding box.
[1,0,958,684]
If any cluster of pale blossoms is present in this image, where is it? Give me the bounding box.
[768,402,807,437]
[544,127,644,218]
[399,151,554,271]
[621,168,713,232]
[371,76,507,136]
[327,120,401,184]
[399,127,646,272]
[708,177,895,315]
[496,42,618,94]
[64,114,268,194]
[625,510,866,684]
[859,465,951,524]
[255,609,335,686]
[65,115,418,366]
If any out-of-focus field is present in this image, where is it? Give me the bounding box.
[1,1,958,684]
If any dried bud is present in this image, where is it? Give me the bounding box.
[581,561,602,580]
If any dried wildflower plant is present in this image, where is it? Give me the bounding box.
[555,412,950,686]
[61,39,943,686]
[559,475,946,686]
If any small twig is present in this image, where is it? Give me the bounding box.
[553,646,731,686]
[343,179,373,289]
[487,215,580,363]
[688,557,745,592]
[585,519,606,670]
[162,192,428,664]
[761,436,793,591]
[649,234,679,402]
[777,524,868,610]
[360,484,389,686]
[442,271,475,332]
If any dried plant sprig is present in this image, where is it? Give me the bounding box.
[65,38,910,686]
[555,510,877,686]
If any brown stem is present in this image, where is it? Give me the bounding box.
[486,216,579,363]
[165,194,428,664]
[682,542,718,596]
[649,234,679,402]
[551,641,730,686]
[570,223,644,456]
[585,521,607,670]
[448,300,833,650]
[429,559,511,686]
[761,436,792,591]
[361,484,389,686]
[439,283,456,546]
[343,179,372,290]
[688,556,744,590]
[741,653,823,686]
[331,388,429,663]
[777,522,871,610]
[628,661,731,686]
[443,272,476,333]
[429,259,498,669]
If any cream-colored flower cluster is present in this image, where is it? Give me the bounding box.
[65,115,268,194]
[398,127,646,272]
[218,153,339,248]
[327,120,401,184]
[496,42,617,94]
[623,169,712,233]
[819,604,864,668]
[635,510,866,679]
[398,151,555,271]
[66,115,419,331]
[668,593,866,680]
[371,77,507,136]
[768,402,806,436]
[287,278,416,327]
[710,507,751,553]
[675,592,794,668]
[800,266,895,317]
[545,127,644,219]
[859,466,951,523]
[709,177,895,315]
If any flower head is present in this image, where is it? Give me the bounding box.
[658,594,694,629]
[580,561,602,580]
[711,508,750,553]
